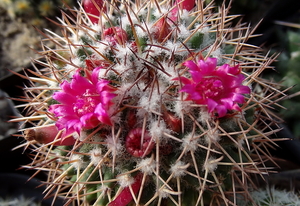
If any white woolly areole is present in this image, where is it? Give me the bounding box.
[203,157,218,172]
[105,136,123,157]
[93,41,110,57]
[180,9,191,22]
[208,46,223,62]
[113,62,131,78]
[135,24,148,38]
[115,43,135,60]
[197,107,212,124]
[170,161,188,177]
[165,41,186,57]
[47,74,60,88]
[120,13,138,28]
[64,58,82,76]
[73,130,89,141]
[89,148,103,166]
[70,154,84,169]
[116,83,142,99]
[194,25,213,49]
[177,24,191,40]
[137,158,156,175]
[90,24,102,34]
[174,99,192,116]
[157,186,170,199]
[182,133,199,152]
[97,67,111,79]
[117,174,135,188]
[146,42,165,57]
[138,90,161,113]
[149,120,168,141]
[198,25,210,35]
[204,129,220,144]
[156,62,177,83]
[152,7,168,19]
[79,26,99,42]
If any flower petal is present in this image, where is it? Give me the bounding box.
[52,92,77,105]
[95,103,112,125]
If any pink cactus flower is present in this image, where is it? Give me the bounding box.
[176,57,250,117]
[83,0,106,24]
[170,0,195,21]
[49,67,116,135]
[102,27,128,45]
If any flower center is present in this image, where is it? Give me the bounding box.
[73,90,99,116]
[197,77,224,99]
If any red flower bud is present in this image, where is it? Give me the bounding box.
[163,110,182,133]
[152,17,172,42]
[83,0,106,24]
[85,59,111,71]
[125,128,155,157]
[103,27,128,45]
[24,125,76,146]
[176,0,195,11]
[170,0,195,21]
[108,173,143,206]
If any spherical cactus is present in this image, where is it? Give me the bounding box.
[13,0,286,205]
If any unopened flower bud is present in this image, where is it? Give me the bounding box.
[125,128,155,157]
[103,27,128,45]
[85,59,111,71]
[163,110,182,133]
[152,17,172,43]
[170,0,195,21]
[83,0,106,24]
[108,173,143,206]
[24,125,76,146]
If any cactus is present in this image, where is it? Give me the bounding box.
[13,0,287,205]
[239,186,300,206]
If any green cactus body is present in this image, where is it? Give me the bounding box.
[14,0,286,205]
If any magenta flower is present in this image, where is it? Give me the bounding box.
[176,57,250,117]
[49,67,116,135]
